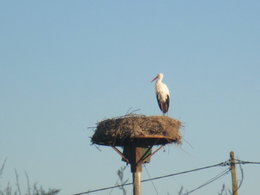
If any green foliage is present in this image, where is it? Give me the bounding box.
[116,166,128,195]
[0,183,60,195]
[0,160,60,195]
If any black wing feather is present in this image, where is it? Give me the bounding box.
[156,94,170,113]
[156,94,163,111]
[165,95,170,113]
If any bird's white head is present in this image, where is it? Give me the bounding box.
[151,73,164,82]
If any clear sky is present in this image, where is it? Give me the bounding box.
[1,0,260,195]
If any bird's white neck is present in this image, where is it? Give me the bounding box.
[156,77,163,84]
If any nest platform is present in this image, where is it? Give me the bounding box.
[91,115,182,147]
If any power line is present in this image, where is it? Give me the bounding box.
[144,164,159,195]
[72,159,260,195]
[181,168,231,195]
[72,161,229,195]
[141,161,229,183]
[236,160,260,165]
[232,161,244,195]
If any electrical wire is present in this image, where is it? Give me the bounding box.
[144,164,159,195]
[232,160,244,195]
[72,159,260,195]
[141,161,229,183]
[236,160,260,165]
[72,161,228,195]
[181,168,231,195]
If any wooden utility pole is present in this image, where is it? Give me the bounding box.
[133,171,141,195]
[130,146,142,195]
[230,151,238,195]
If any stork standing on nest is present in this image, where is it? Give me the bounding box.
[151,73,170,115]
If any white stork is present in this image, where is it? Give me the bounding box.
[151,73,170,115]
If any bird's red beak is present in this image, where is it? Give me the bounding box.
[151,75,158,82]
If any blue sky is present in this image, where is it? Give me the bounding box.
[1,0,260,194]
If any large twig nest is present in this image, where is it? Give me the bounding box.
[91,114,182,147]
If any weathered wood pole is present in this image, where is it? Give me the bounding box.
[133,171,141,195]
[129,146,142,195]
[230,151,238,195]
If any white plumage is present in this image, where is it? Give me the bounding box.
[151,73,170,115]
